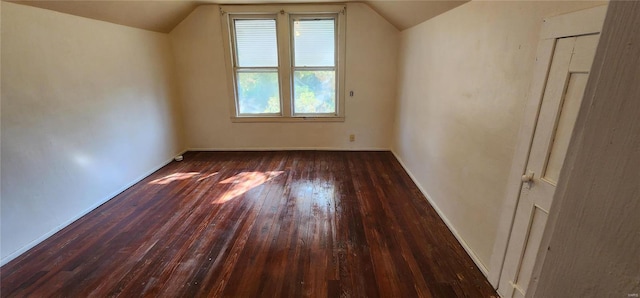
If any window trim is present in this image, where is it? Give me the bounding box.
[220,4,347,122]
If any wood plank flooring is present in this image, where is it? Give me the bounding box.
[1,151,497,297]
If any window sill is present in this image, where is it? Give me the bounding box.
[231,116,345,123]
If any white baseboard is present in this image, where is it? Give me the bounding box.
[187,147,390,151]
[390,150,490,278]
[0,149,188,267]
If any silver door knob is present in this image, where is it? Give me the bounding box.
[521,171,535,183]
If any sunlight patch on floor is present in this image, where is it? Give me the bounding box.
[149,172,200,185]
[214,171,284,204]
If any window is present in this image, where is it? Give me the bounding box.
[233,18,280,115]
[221,5,346,122]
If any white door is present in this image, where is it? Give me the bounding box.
[498,34,600,298]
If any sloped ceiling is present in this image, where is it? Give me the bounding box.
[367,1,467,30]
[6,0,468,33]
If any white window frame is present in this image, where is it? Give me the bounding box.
[220,4,347,123]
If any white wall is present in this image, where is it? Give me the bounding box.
[392,1,603,274]
[0,2,185,265]
[169,3,398,150]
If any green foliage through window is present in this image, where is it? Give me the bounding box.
[294,71,336,114]
[237,72,280,114]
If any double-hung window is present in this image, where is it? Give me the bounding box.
[221,5,346,122]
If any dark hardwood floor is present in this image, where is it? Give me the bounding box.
[1,151,497,297]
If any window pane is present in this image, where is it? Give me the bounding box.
[293,71,335,114]
[234,19,278,67]
[237,72,281,114]
[293,19,335,67]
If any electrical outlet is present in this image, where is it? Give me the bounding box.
[349,134,355,142]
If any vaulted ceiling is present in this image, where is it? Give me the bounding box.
[7,0,469,33]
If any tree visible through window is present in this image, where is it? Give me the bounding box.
[293,71,335,114]
[237,72,281,114]
[223,5,345,121]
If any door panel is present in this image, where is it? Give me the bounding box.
[526,37,575,205]
[498,34,599,297]
[514,206,547,295]
[569,34,600,72]
[545,73,588,184]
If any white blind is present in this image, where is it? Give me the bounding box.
[234,19,278,67]
[293,19,335,67]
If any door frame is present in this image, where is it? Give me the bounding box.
[487,4,608,289]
